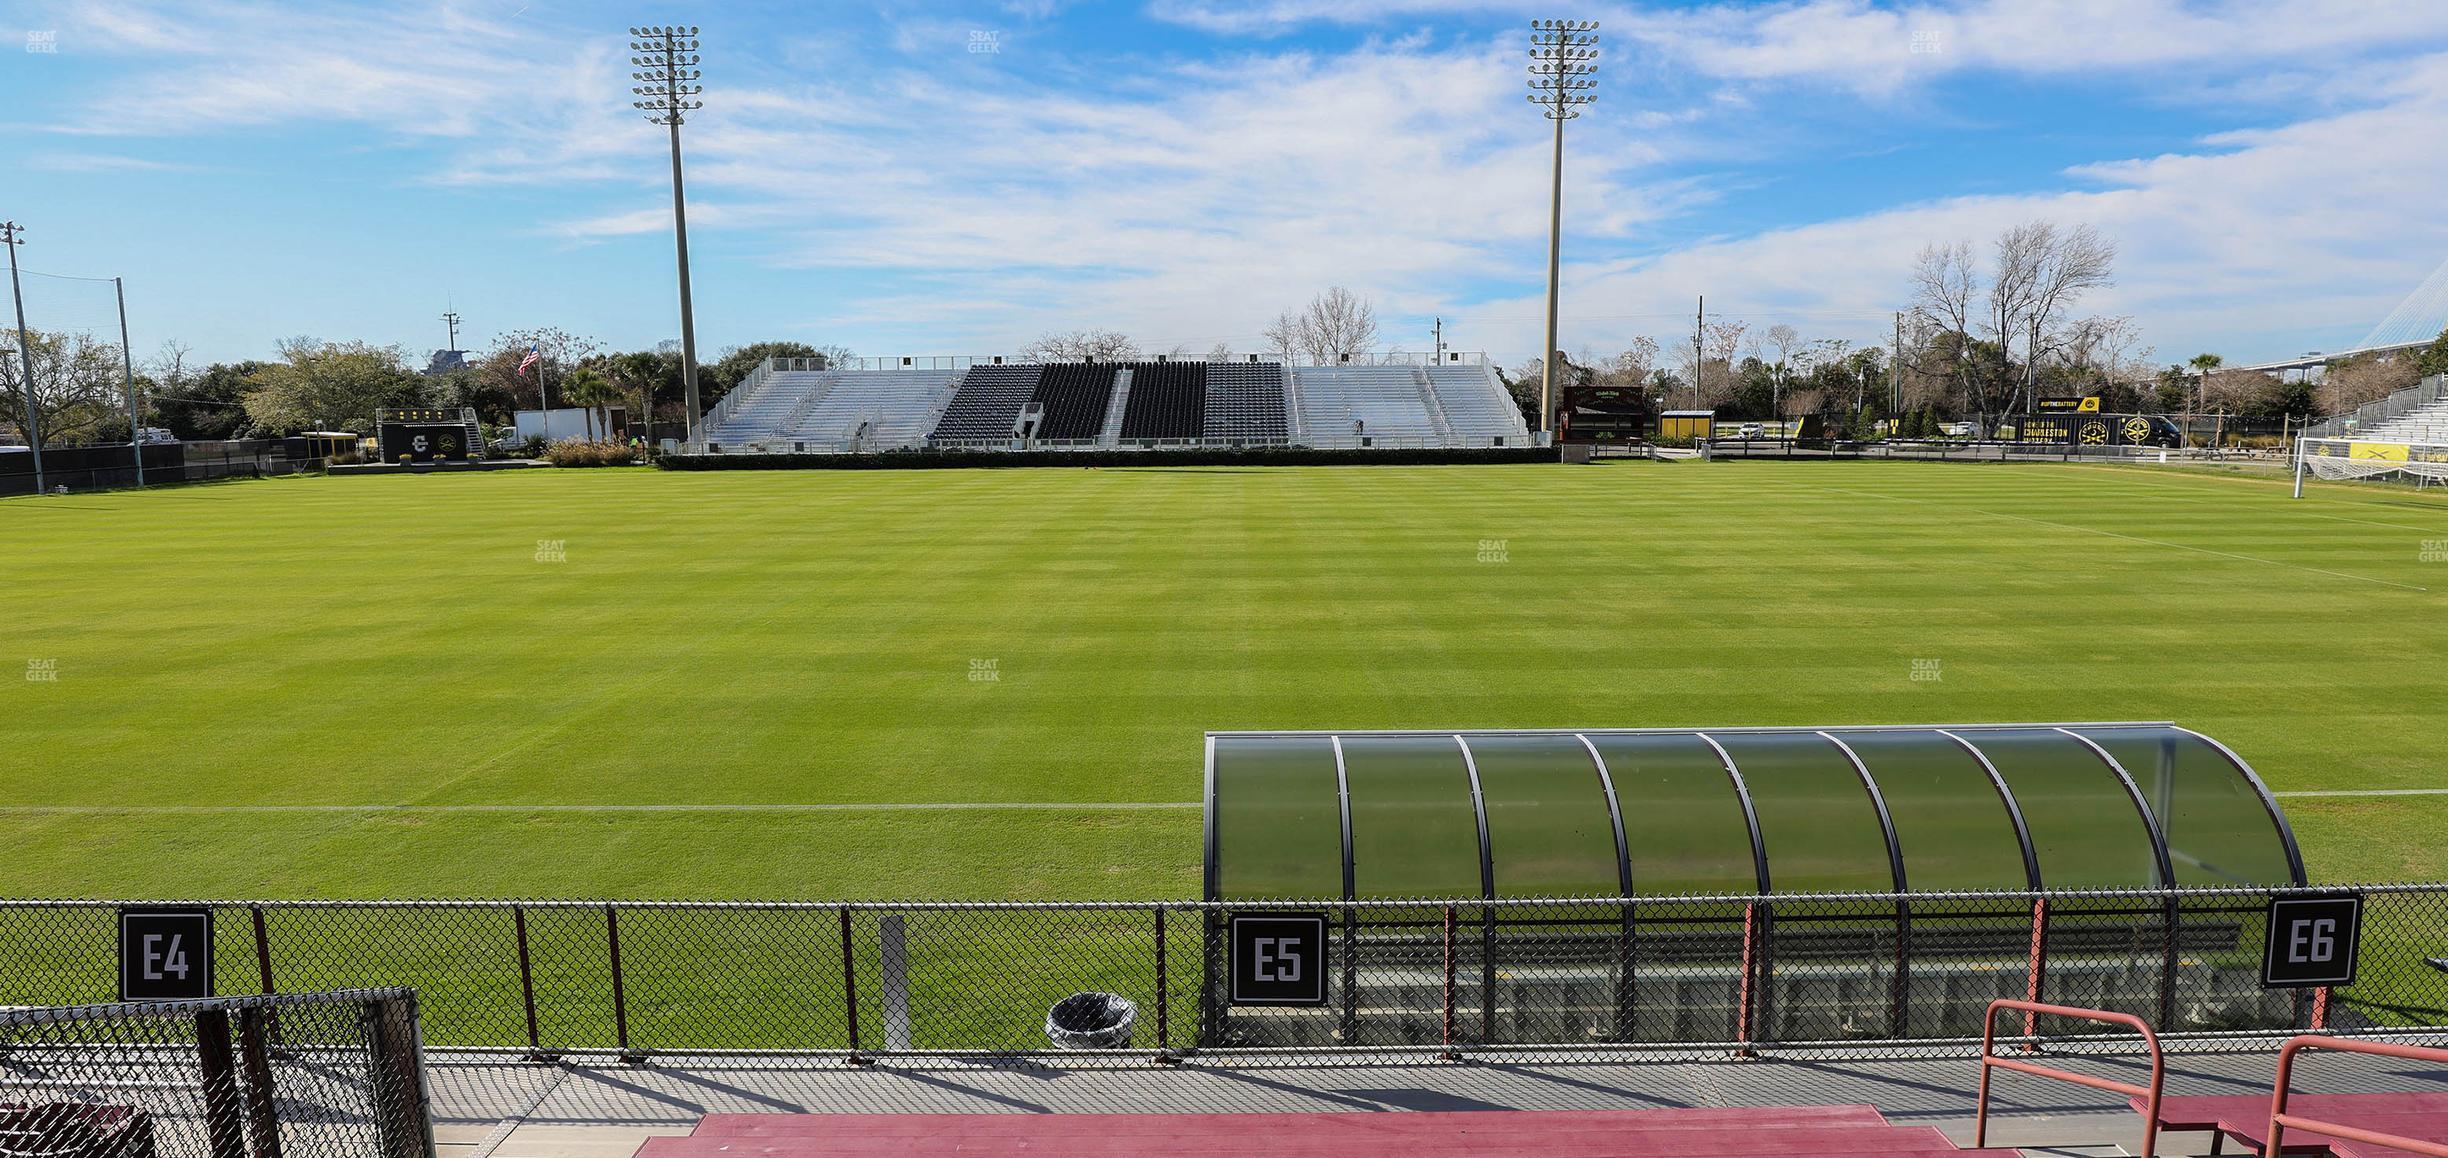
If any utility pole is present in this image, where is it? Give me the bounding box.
[632,26,705,451]
[1433,316,1444,365]
[1892,311,1904,418]
[1693,295,1704,410]
[115,277,141,486]
[3,222,41,493]
[2025,314,2041,415]
[1528,19,1598,442]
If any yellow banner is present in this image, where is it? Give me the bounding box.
[2349,441,2411,462]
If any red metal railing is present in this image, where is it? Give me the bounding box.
[2265,1036,2448,1158]
[1975,999,2164,1158]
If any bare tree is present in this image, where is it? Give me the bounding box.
[1895,311,1955,416]
[2054,315,2150,391]
[2322,354,2417,413]
[1915,223,2114,427]
[1262,313,1301,362]
[1911,240,1981,423]
[1208,341,1236,361]
[1671,335,1702,407]
[2201,368,2272,415]
[1590,336,1659,386]
[2013,222,2116,409]
[1764,324,1803,374]
[1279,287,1378,364]
[1701,319,1749,407]
[1021,329,1139,362]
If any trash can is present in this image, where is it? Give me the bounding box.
[1045,991,1135,1050]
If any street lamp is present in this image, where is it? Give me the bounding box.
[632,26,705,451]
[1528,19,1598,442]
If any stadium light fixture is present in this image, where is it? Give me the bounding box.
[1528,19,1598,440]
[631,25,706,451]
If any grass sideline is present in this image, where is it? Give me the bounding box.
[3,460,2444,899]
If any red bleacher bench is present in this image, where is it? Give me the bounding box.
[2133,1092,2448,1156]
[646,1106,2026,1157]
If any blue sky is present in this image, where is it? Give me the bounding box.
[7,0,2448,370]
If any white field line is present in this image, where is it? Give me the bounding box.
[2271,789,2448,799]
[0,802,1204,814]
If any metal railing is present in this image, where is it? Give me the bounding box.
[1705,438,2281,464]
[1976,1000,2166,1157]
[751,353,1483,376]
[2265,1036,2448,1156]
[0,989,433,1158]
[2303,374,2448,439]
[0,886,2440,1063]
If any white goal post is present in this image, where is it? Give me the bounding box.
[2295,437,2448,496]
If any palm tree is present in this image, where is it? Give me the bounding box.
[559,368,616,441]
[610,351,667,447]
[2186,352,2223,447]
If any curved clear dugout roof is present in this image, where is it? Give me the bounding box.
[1203,724,2303,900]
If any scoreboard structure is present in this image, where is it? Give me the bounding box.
[1556,385,1652,444]
[377,407,482,462]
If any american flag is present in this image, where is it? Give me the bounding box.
[517,344,540,378]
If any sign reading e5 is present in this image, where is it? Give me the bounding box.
[1229,913,1327,1005]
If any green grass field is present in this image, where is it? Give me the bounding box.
[4,460,2444,900]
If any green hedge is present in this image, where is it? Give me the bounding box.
[658,446,1560,471]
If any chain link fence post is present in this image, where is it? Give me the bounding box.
[236,1005,283,1158]
[514,904,541,1054]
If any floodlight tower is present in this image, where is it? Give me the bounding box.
[632,26,705,450]
[1528,20,1598,440]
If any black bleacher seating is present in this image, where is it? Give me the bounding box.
[1029,364,1118,441]
[1204,361,1288,441]
[1119,362,1207,441]
[929,364,1042,442]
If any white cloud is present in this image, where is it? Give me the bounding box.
[1467,52,2448,365]
[24,152,194,172]
[25,0,2448,364]
[1160,1,2448,97]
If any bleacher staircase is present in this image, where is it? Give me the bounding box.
[1099,369,1133,447]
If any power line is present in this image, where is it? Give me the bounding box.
[16,267,122,284]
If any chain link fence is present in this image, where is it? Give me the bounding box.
[0,990,432,1158]
[0,890,2439,1063]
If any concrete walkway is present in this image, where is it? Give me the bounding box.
[427,1049,2448,1158]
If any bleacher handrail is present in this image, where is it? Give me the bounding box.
[759,352,1483,375]
[1976,999,2164,1158]
[2302,373,2447,439]
[2265,1036,2448,1157]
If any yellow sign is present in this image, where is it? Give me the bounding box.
[2349,441,2411,462]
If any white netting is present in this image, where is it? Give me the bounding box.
[2301,439,2448,482]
